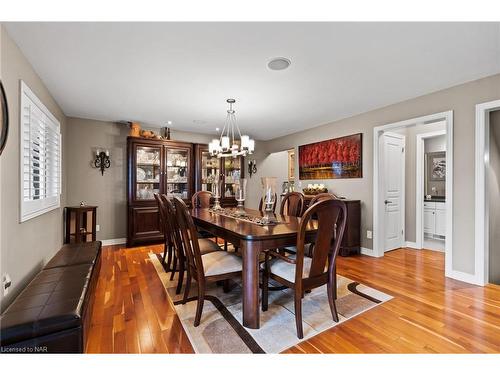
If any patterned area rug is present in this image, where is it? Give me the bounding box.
[149,253,392,353]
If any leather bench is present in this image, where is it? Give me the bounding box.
[0,241,101,353]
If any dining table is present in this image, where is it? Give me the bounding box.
[191,207,318,329]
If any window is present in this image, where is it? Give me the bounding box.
[20,81,61,222]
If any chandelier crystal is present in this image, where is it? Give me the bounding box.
[209,99,255,158]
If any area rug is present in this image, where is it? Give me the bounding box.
[149,252,392,353]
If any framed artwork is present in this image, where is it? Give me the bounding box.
[298,133,362,180]
[0,80,8,156]
[287,149,295,181]
[428,151,446,181]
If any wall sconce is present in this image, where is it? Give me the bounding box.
[94,149,110,175]
[248,159,257,177]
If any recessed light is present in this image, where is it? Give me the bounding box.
[216,128,220,132]
[268,57,291,71]
[167,120,173,125]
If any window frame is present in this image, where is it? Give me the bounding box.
[19,80,62,223]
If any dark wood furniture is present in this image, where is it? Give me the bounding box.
[194,144,245,207]
[191,190,212,208]
[262,199,347,338]
[64,205,97,244]
[191,207,318,329]
[127,137,194,247]
[280,192,305,217]
[304,196,361,256]
[0,241,102,353]
[173,197,242,327]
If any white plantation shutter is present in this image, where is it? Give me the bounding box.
[20,81,61,222]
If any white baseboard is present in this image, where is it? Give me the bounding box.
[360,247,382,257]
[445,269,484,286]
[101,238,126,246]
[405,241,419,249]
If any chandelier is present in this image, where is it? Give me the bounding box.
[209,99,255,158]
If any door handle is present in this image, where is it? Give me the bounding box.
[384,200,392,204]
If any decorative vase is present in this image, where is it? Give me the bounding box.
[129,122,141,137]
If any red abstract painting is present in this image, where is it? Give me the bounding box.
[298,133,362,180]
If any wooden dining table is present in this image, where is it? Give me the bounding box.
[191,207,318,329]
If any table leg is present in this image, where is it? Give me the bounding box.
[241,240,261,329]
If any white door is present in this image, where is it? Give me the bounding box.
[381,133,405,252]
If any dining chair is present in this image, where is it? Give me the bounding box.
[261,199,347,339]
[191,190,218,239]
[162,194,222,294]
[258,193,278,212]
[280,192,305,217]
[154,193,174,270]
[191,190,213,208]
[173,197,243,327]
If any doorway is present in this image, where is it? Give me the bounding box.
[373,111,453,277]
[475,100,500,286]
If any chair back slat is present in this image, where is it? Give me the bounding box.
[161,194,184,260]
[280,192,305,217]
[192,191,213,208]
[173,197,205,277]
[295,199,347,280]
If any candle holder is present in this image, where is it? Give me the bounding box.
[234,178,247,216]
[94,149,110,175]
[211,178,223,211]
[261,177,277,224]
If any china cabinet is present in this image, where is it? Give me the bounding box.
[194,144,245,206]
[127,137,194,247]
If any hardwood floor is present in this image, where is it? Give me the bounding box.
[86,245,500,353]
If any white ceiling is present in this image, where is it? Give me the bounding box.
[4,22,500,140]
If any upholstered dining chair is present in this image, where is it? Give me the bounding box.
[258,192,278,212]
[154,193,174,270]
[173,197,243,327]
[191,190,213,208]
[162,195,222,294]
[285,192,340,257]
[280,192,305,217]
[191,190,218,239]
[261,199,347,339]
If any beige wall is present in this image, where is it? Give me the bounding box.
[489,110,500,285]
[1,26,68,311]
[264,73,500,275]
[65,117,214,241]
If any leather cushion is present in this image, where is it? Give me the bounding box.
[0,264,93,346]
[202,251,242,276]
[43,241,101,269]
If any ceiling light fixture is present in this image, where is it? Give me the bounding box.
[209,99,255,158]
[268,57,291,71]
[167,120,173,125]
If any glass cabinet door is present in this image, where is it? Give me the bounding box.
[135,146,161,200]
[200,150,220,192]
[166,147,190,200]
[223,157,242,198]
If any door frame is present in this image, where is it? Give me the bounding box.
[415,129,446,250]
[380,131,406,252]
[475,99,500,286]
[373,111,453,279]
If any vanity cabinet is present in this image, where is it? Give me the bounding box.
[424,201,446,238]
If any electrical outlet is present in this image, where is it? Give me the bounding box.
[96,225,100,232]
[366,230,373,239]
[3,274,12,297]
